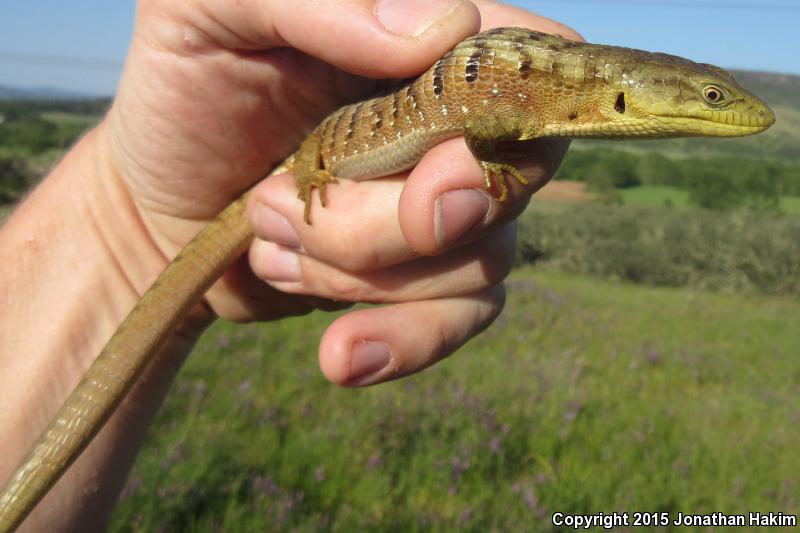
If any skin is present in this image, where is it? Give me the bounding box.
[0,0,579,530]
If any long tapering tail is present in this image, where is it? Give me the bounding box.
[0,193,253,532]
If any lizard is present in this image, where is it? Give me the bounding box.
[0,27,775,531]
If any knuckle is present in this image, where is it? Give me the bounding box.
[320,272,369,301]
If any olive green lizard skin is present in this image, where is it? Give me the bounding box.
[0,27,774,531]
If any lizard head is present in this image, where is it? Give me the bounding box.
[608,57,775,138]
[535,45,775,140]
[601,54,773,139]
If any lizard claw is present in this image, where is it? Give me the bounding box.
[479,161,529,202]
[296,170,338,224]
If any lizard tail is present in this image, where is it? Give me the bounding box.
[0,192,254,532]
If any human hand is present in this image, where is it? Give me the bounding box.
[100,0,581,384]
[0,3,581,529]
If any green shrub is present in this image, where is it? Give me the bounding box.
[0,154,31,203]
[555,149,641,189]
[0,118,59,153]
[0,100,108,204]
[555,148,800,199]
[518,203,800,294]
[687,159,782,211]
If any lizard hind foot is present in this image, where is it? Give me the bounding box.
[479,161,529,202]
[296,169,338,224]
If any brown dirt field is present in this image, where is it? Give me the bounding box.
[534,180,593,203]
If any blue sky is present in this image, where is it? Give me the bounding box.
[0,1,797,95]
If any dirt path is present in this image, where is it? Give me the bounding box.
[535,180,592,203]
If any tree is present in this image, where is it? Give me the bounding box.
[687,159,781,211]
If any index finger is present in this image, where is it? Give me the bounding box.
[149,0,481,77]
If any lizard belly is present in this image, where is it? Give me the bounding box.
[329,127,462,181]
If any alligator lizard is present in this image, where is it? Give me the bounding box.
[0,27,774,531]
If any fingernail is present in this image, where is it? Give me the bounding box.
[376,0,462,37]
[434,189,491,249]
[252,241,302,282]
[348,341,393,385]
[253,204,302,248]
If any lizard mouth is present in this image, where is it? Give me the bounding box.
[651,102,776,137]
[636,113,775,137]
[660,116,774,137]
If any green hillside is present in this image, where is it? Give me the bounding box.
[733,70,800,109]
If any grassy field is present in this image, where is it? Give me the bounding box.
[781,195,800,215]
[39,110,100,126]
[110,269,799,532]
[618,185,800,215]
[619,186,690,209]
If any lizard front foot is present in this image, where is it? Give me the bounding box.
[479,161,529,202]
[295,169,338,224]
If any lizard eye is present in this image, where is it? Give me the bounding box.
[703,85,725,105]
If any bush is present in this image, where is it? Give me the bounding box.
[687,159,782,211]
[555,149,641,189]
[634,151,685,187]
[555,148,800,200]
[0,154,31,203]
[517,203,800,294]
[0,118,60,153]
[0,99,108,157]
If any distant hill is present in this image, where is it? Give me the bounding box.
[731,70,800,109]
[0,83,94,100]
[572,70,800,162]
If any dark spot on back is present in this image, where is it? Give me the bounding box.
[392,91,400,119]
[406,83,420,109]
[432,57,445,96]
[345,103,363,141]
[332,110,346,141]
[558,41,581,50]
[511,35,527,51]
[465,59,480,83]
[518,50,532,80]
[465,42,485,84]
